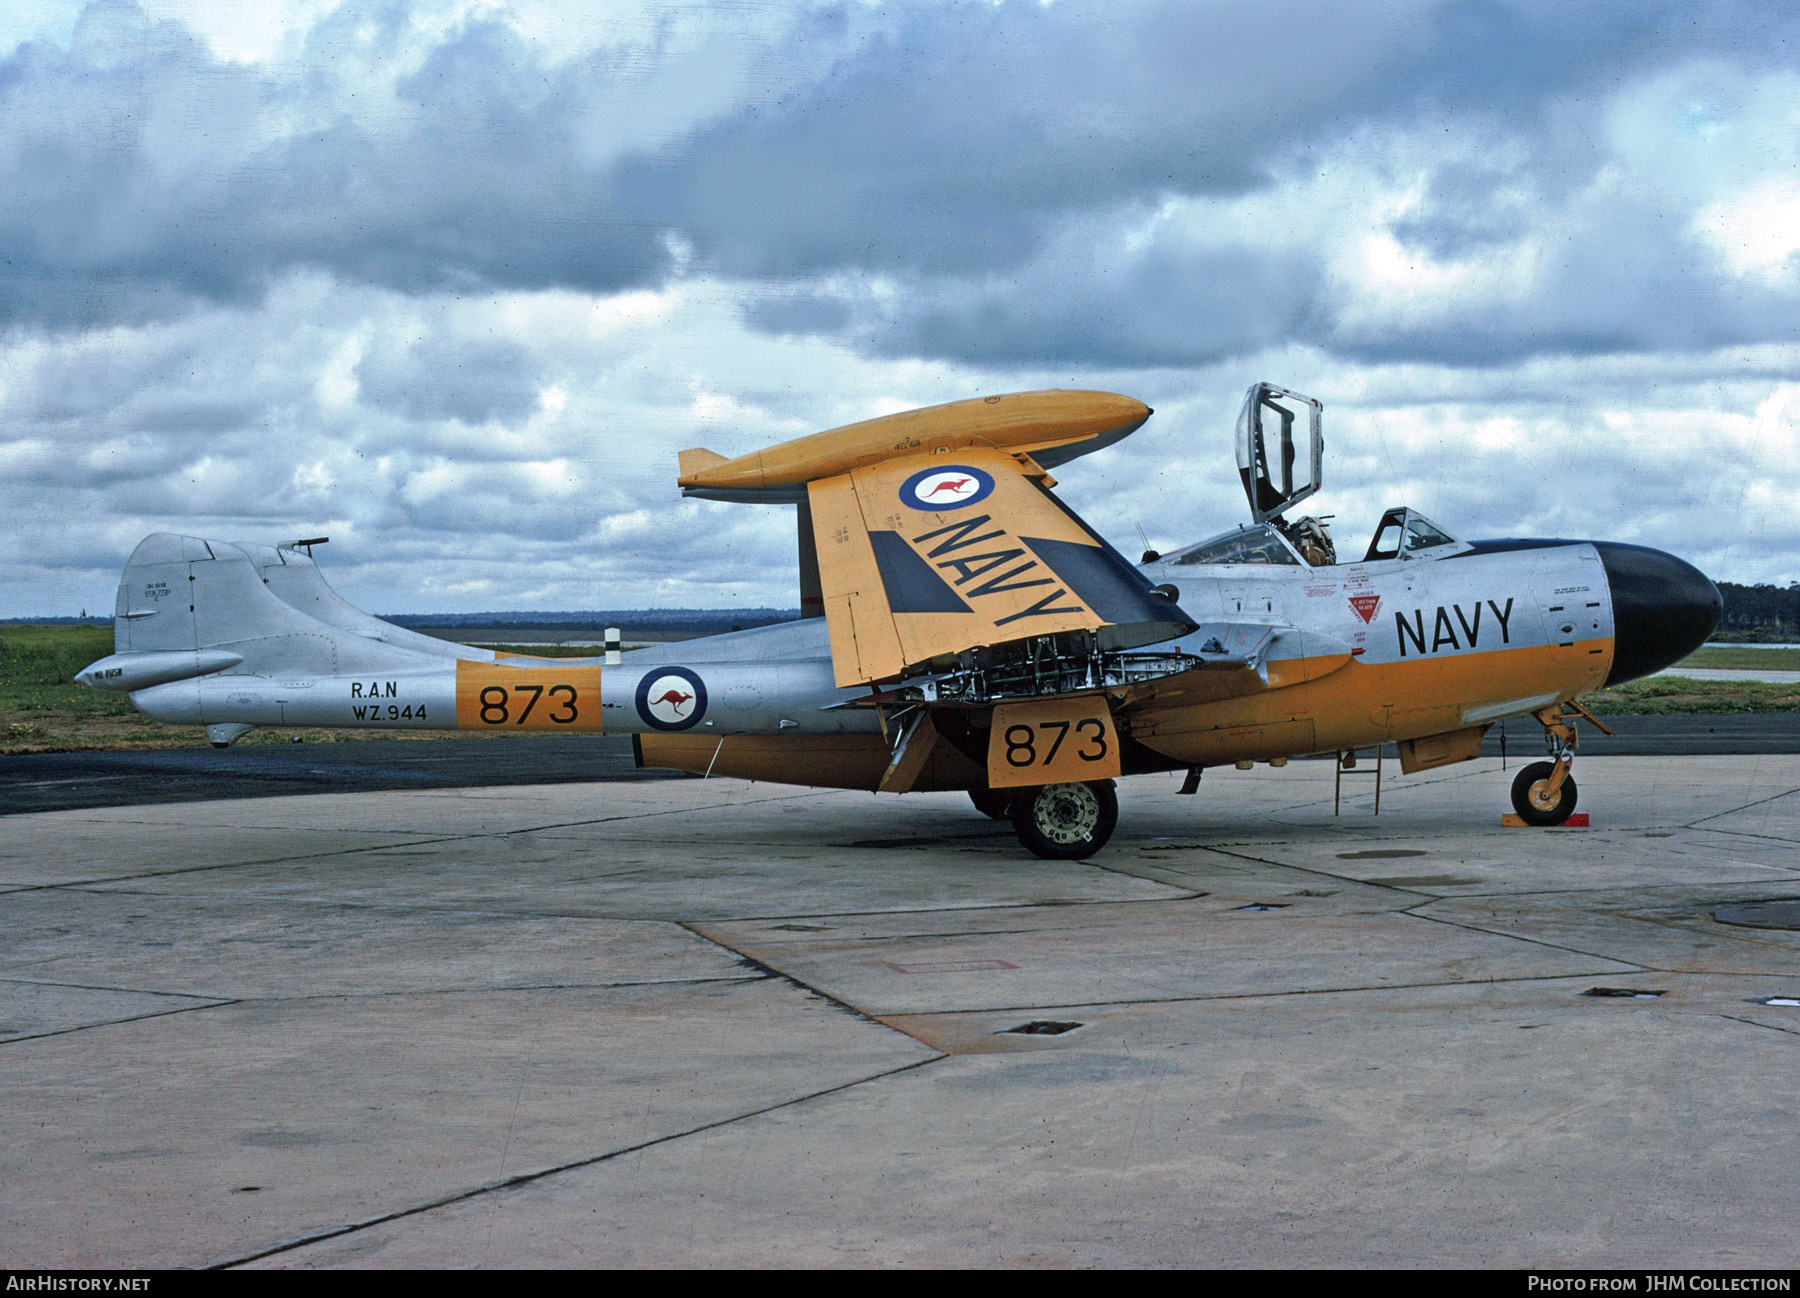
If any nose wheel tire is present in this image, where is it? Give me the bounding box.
[969,788,1014,821]
[1011,782,1118,859]
[1510,761,1579,826]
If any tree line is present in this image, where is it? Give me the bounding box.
[1718,582,1800,640]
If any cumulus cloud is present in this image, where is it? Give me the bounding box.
[5,0,1800,616]
[0,0,805,328]
[8,0,1795,339]
[751,64,1800,369]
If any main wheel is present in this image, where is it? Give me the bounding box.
[1010,782,1118,860]
[969,788,1014,821]
[1511,761,1579,826]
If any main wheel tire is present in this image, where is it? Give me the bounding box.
[1511,760,1579,826]
[1011,782,1119,860]
[969,788,1014,821]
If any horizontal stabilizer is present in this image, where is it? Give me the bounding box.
[75,649,243,692]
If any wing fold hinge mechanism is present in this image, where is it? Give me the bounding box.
[911,630,1204,708]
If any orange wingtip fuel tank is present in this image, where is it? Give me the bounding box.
[676,389,1151,502]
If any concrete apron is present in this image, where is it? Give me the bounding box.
[1,754,1798,1268]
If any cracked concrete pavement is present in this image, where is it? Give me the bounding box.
[3,755,1799,1267]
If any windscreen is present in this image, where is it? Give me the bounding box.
[1364,508,1460,562]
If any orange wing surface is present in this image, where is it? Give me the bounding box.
[678,390,1151,502]
[809,447,1194,687]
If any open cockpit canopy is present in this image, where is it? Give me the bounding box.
[1154,386,1473,573]
[1236,383,1322,526]
[1362,507,1469,562]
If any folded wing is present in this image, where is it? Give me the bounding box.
[809,447,1196,687]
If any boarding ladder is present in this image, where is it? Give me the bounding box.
[1334,745,1384,816]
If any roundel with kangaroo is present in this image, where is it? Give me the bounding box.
[635,667,708,731]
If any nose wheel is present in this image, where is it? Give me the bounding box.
[1511,761,1580,826]
[1010,781,1118,859]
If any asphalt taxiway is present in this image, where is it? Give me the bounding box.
[4,753,1800,1268]
[0,735,674,816]
[4,713,1797,817]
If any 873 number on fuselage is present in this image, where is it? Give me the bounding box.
[986,695,1122,788]
[454,662,604,732]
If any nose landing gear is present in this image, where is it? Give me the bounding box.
[1510,701,1611,826]
[1010,781,1119,859]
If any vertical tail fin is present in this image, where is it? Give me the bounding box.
[113,533,213,653]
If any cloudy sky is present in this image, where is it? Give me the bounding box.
[4,0,1799,617]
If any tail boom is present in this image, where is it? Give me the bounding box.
[84,533,882,745]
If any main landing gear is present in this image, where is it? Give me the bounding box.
[1008,781,1119,860]
[1508,702,1608,826]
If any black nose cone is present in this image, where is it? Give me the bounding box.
[1595,542,1722,686]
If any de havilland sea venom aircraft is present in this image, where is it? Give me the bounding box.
[76,386,1721,858]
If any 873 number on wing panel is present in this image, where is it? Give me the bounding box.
[985,696,1121,788]
[454,662,604,732]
